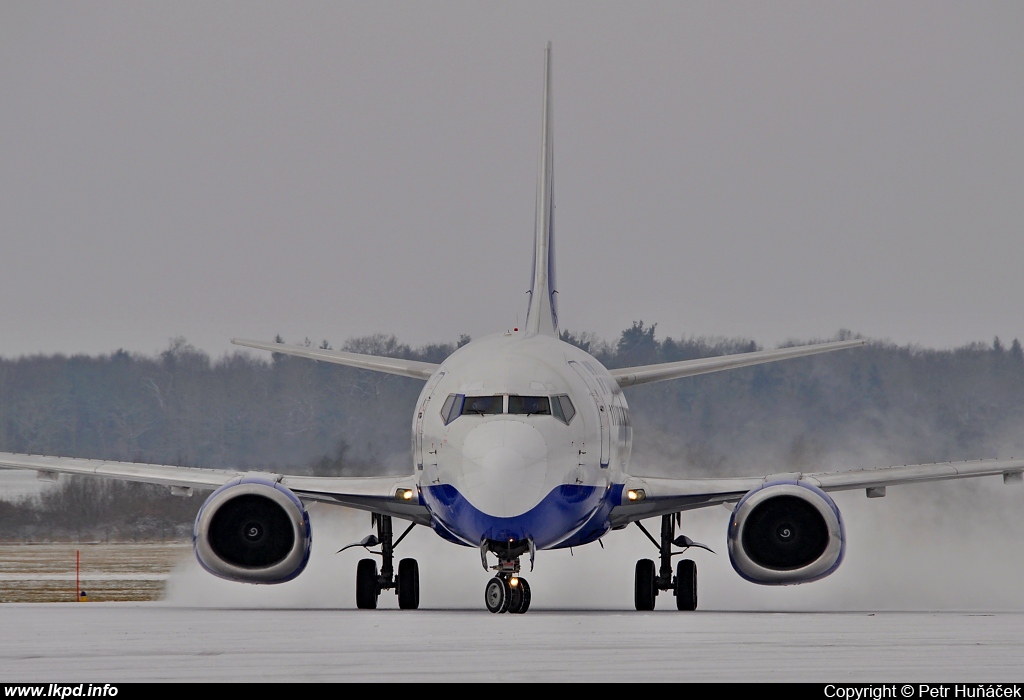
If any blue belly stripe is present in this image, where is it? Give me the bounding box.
[422,483,608,549]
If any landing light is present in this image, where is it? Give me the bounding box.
[627,489,646,502]
[510,577,519,588]
[395,488,415,501]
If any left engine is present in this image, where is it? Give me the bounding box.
[193,477,312,584]
[727,480,845,585]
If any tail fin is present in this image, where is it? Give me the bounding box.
[525,42,558,336]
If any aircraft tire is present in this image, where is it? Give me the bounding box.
[634,559,656,611]
[507,581,523,613]
[397,558,420,610]
[511,578,531,614]
[485,576,510,614]
[356,558,379,610]
[675,559,697,611]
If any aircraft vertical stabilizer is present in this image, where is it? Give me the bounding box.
[525,42,558,336]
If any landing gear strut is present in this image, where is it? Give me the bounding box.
[348,514,419,610]
[481,538,532,614]
[633,514,711,611]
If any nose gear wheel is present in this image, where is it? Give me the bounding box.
[481,538,534,613]
[485,574,531,614]
[506,577,531,614]
[485,576,510,613]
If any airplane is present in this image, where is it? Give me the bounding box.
[2,44,1022,614]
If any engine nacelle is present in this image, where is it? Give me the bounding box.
[194,478,311,584]
[727,480,845,585]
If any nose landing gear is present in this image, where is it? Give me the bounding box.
[481,539,533,614]
[485,574,532,614]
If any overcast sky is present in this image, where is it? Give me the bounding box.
[2,2,1022,359]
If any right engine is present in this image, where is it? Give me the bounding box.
[727,480,845,585]
[193,477,311,584]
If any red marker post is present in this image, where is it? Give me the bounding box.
[76,550,87,602]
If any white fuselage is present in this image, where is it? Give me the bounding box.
[411,330,632,550]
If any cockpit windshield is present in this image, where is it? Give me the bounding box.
[508,396,550,415]
[461,395,504,415]
[440,393,572,423]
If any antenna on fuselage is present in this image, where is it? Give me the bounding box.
[524,42,558,337]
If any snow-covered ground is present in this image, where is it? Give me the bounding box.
[0,604,1021,682]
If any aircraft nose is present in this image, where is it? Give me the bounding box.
[460,420,548,517]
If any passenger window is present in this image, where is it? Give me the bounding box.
[508,396,550,415]
[461,395,503,415]
[440,394,464,425]
[552,395,575,424]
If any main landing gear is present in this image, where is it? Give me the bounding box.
[481,538,533,614]
[633,513,713,611]
[340,514,420,610]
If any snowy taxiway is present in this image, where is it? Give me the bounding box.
[1,605,1022,682]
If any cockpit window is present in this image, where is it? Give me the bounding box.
[440,394,464,425]
[551,395,576,424]
[508,396,550,416]
[461,395,503,415]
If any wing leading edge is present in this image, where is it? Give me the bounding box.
[0,452,431,525]
[231,338,439,381]
[610,458,1024,527]
[610,338,866,388]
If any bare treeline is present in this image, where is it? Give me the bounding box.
[1,326,1023,539]
[572,324,1024,477]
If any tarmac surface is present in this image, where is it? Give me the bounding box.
[1,604,1022,682]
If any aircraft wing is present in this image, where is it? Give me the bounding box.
[609,457,1024,527]
[0,452,432,525]
[231,338,439,380]
[277,474,431,524]
[609,339,866,388]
